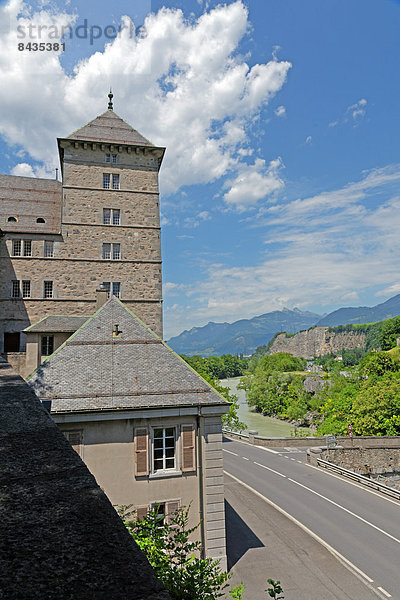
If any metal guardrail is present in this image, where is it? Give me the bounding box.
[316,457,400,501]
[222,428,249,441]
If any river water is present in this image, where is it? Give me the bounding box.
[221,376,302,438]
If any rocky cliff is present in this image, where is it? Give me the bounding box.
[268,327,367,359]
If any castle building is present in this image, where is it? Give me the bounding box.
[0,91,164,362]
[1,94,228,568]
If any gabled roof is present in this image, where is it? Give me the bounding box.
[0,358,169,599]
[28,298,227,414]
[24,315,90,334]
[66,109,154,146]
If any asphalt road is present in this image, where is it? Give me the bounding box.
[223,437,400,599]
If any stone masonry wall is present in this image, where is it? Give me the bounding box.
[269,327,367,359]
[0,133,164,346]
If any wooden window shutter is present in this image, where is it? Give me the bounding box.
[181,424,196,473]
[64,430,83,457]
[165,500,180,525]
[134,427,149,476]
[136,505,149,521]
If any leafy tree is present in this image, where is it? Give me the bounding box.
[358,351,399,378]
[380,316,400,350]
[316,374,360,435]
[352,372,400,435]
[120,505,230,600]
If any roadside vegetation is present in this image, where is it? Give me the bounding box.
[236,315,400,436]
[119,503,283,600]
[180,353,248,432]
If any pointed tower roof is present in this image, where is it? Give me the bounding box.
[66,109,154,146]
[28,298,227,414]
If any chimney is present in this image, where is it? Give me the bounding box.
[96,285,108,310]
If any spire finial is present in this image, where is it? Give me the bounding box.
[108,88,113,110]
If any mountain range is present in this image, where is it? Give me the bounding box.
[167,294,400,357]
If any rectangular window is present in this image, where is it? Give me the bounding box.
[23,240,32,257]
[112,209,120,225]
[22,280,31,298]
[103,173,111,189]
[112,243,120,260]
[12,240,21,256]
[112,154,117,164]
[153,427,176,472]
[44,241,54,257]
[102,243,120,260]
[105,153,111,163]
[112,174,120,190]
[102,282,121,298]
[41,335,54,356]
[102,282,111,298]
[102,243,111,259]
[103,208,111,225]
[44,281,53,298]
[103,208,120,225]
[11,280,20,298]
[105,154,117,164]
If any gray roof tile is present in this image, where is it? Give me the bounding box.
[66,110,154,146]
[0,357,170,600]
[28,298,227,413]
[24,315,90,333]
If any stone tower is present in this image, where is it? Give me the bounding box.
[0,94,165,353]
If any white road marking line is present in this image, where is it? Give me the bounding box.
[258,446,280,454]
[304,462,400,506]
[254,462,287,478]
[377,587,392,597]
[288,478,400,545]
[223,449,238,456]
[290,458,296,461]
[242,457,249,461]
[224,470,376,589]
[297,460,303,464]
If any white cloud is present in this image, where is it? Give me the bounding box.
[11,161,54,178]
[0,0,291,202]
[11,162,35,177]
[223,157,284,210]
[164,163,400,336]
[274,105,286,117]
[329,98,367,127]
[347,98,367,122]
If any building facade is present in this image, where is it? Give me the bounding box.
[28,297,228,568]
[0,99,164,357]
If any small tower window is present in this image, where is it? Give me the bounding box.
[36,218,45,223]
[7,217,17,222]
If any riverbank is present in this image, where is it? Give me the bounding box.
[221,377,309,437]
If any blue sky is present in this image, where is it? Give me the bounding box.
[1,0,400,338]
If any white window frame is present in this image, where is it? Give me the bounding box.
[12,239,21,256]
[103,173,111,189]
[103,208,120,225]
[102,282,121,298]
[102,243,121,260]
[22,280,31,298]
[23,240,32,257]
[44,241,54,258]
[151,426,178,474]
[112,174,120,190]
[11,280,20,298]
[105,153,118,164]
[43,281,53,299]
